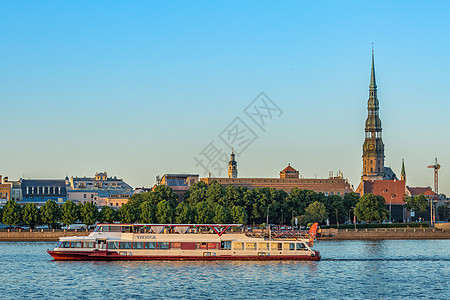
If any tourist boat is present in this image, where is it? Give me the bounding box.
[47,223,321,261]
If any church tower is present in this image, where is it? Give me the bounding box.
[362,49,385,180]
[228,150,238,178]
[400,159,406,181]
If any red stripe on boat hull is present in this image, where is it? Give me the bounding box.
[47,250,321,261]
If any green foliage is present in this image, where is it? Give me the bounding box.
[140,201,156,223]
[40,200,60,228]
[403,194,428,214]
[156,200,173,223]
[184,181,208,207]
[61,200,79,226]
[303,201,327,224]
[213,204,231,224]
[80,202,98,226]
[118,204,138,223]
[354,193,387,223]
[195,201,213,224]
[437,204,449,221]
[175,202,193,223]
[22,203,40,228]
[230,205,247,224]
[99,206,118,223]
[2,200,22,227]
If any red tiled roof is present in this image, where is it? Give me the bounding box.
[407,187,438,199]
[359,180,406,205]
[281,165,297,173]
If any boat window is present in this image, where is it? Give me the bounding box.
[289,243,295,251]
[157,242,169,250]
[171,242,182,249]
[108,226,121,232]
[258,243,269,250]
[208,243,218,249]
[278,243,282,251]
[181,242,196,250]
[121,226,132,233]
[61,241,70,248]
[119,242,132,249]
[107,242,119,249]
[220,241,231,250]
[84,242,95,248]
[270,243,279,250]
[144,242,156,249]
[296,243,305,250]
[134,242,144,249]
[74,241,83,248]
[57,241,63,248]
[246,243,257,250]
[196,242,207,250]
[233,242,244,250]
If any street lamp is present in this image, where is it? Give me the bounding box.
[389,198,392,224]
[335,208,339,230]
[348,207,354,224]
[281,209,283,227]
[292,210,296,228]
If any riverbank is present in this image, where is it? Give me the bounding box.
[1,226,449,241]
[318,226,450,240]
[0,229,91,241]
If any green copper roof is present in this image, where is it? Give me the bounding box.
[401,159,406,178]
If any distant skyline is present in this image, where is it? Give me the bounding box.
[1,1,449,195]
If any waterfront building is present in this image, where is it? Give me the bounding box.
[157,174,199,198]
[0,175,11,206]
[21,179,67,205]
[98,194,130,208]
[67,172,134,205]
[201,165,354,196]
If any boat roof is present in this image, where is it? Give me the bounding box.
[96,223,242,227]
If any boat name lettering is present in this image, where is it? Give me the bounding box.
[136,235,156,239]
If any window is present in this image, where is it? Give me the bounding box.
[134,242,144,249]
[170,242,182,249]
[84,242,94,248]
[258,243,269,250]
[74,241,83,248]
[144,242,156,249]
[289,243,295,251]
[119,242,132,249]
[107,242,119,249]
[246,243,257,250]
[61,241,70,248]
[233,242,244,250]
[221,241,231,250]
[157,242,169,250]
[296,243,305,250]
[84,194,86,198]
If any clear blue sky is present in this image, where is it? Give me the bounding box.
[1,1,449,195]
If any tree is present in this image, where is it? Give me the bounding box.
[40,200,60,228]
[140,202,156,223]
[230,205,247,224]
[80,202,98,226]
[354,193,387,223]
[206,181,225,206]
[22,203,40,229]
[303,201,327,224]
[61,200,79,226]
[2,200,21,228]
[195,201,213,224]
[118,204,138,223]
[99,206,118,223]
[437,204,449,221]
[403,194,428,214]
[213,204,231,224]
[156,200,173,223]
[175,202,193,224]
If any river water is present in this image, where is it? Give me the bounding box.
[0,240,448,299]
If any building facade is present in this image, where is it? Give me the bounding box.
[67,172,134,206]
[202,165,354,196]
[158,174,199,199]
[21,179,67,205]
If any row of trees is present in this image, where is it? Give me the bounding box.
[5,181,438,228]
[0,199,106,229]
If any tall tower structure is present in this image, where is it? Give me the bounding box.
[228,150,238,178]
[400,159,406,181]
[362,48,385,180]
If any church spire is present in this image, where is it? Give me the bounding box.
[362,46,385,181]
[370,44,377,89]
[228,149,238,178]
[401,159,406,181]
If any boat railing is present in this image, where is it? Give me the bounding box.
[245,230,310,240]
